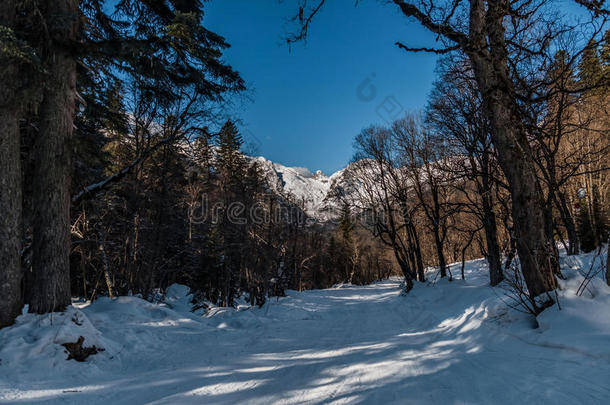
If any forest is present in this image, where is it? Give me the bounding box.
[0,0,609,403]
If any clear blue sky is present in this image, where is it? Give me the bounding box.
[205,0,441,174]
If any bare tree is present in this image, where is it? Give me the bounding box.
[349,126,422,290]
[289,0,608,301]
[426,57,504,285]
[392,114,454,279]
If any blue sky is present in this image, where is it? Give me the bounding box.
[204,0,441,174]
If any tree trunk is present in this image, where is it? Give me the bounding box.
[543,196,562,278]
[606,237,610,286]
[402,205,425,281]
[0,2,24,328]
[27,0,79,313]
[98,232,114,299]
[484,95,558,297]
[388,232,414,291]
[397,254,414,292]
[468,1,558,298]
[433,226,447,278]
[556,190,579,255]
[405,221,425,282]
[482,195,503,286]
[478,151,503,285]
[411,225,425,282]
[0,107,23,327]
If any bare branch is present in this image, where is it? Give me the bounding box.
[392,0,467,46]
[395,41,460,54]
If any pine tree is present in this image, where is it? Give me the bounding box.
[600,30,609,85]
[577,203,596,253]
[579,39,603,90]
[193,128,215,181]
[217,119,247,193]
[215,119,248,306]
[338,203,354,244]
[2,0,245,317]
[217,120,244,164]
[576,186,607,253]
[549,50,575,91]
[326,236,339,284]
[0,1,36,327]
[336,202,357,282]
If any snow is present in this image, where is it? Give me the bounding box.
[249,157,372,221]
[1,248,610,404]
[252,156,345,220]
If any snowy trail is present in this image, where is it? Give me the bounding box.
[2,256,610,404]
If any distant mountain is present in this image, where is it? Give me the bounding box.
[180,139,359,221]
[249,155,464,223]
[250,156,350,221]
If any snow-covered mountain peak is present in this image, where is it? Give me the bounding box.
[250,156,345,220]
[312,170,328,181]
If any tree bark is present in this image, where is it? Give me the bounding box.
[403,214,424,282]
[467,0,558,297]
[395,252,414,292]
[0,107,23,327]
[482,94,558,296]
[27,0,79,313]
[432,226,447,278]
[482,196,503,286]
[0,1,24,328]
[555,190,579,255]
[411,224,425,282]
[479,151,503,285]
[98,232,114,299]
[606,238,610,286]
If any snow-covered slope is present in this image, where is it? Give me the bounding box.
[181,141,351,221]
[1,248,610,404]
[251,156,348,220]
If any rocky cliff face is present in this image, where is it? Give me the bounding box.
[250,156,353,221]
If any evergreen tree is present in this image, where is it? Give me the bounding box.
[193,127,215,181]
[338,203,354,244]
[336,203,357,282]
[0,0,38,327]
[600,29,609,85]
[0,0,245,320]
[327,235,339,283]
[576,187,607,253]
[215,119,248,306]
[217,119,245,175]
[578,203,597,253]
[579,39,603,89]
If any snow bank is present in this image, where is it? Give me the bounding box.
[163,284,193,313]
[0,285,198,373]
[0,306,118,375]
[531,248,610,360]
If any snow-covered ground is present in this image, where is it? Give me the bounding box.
[1,249,609,404]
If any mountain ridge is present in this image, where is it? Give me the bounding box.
[250,156,349,221]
